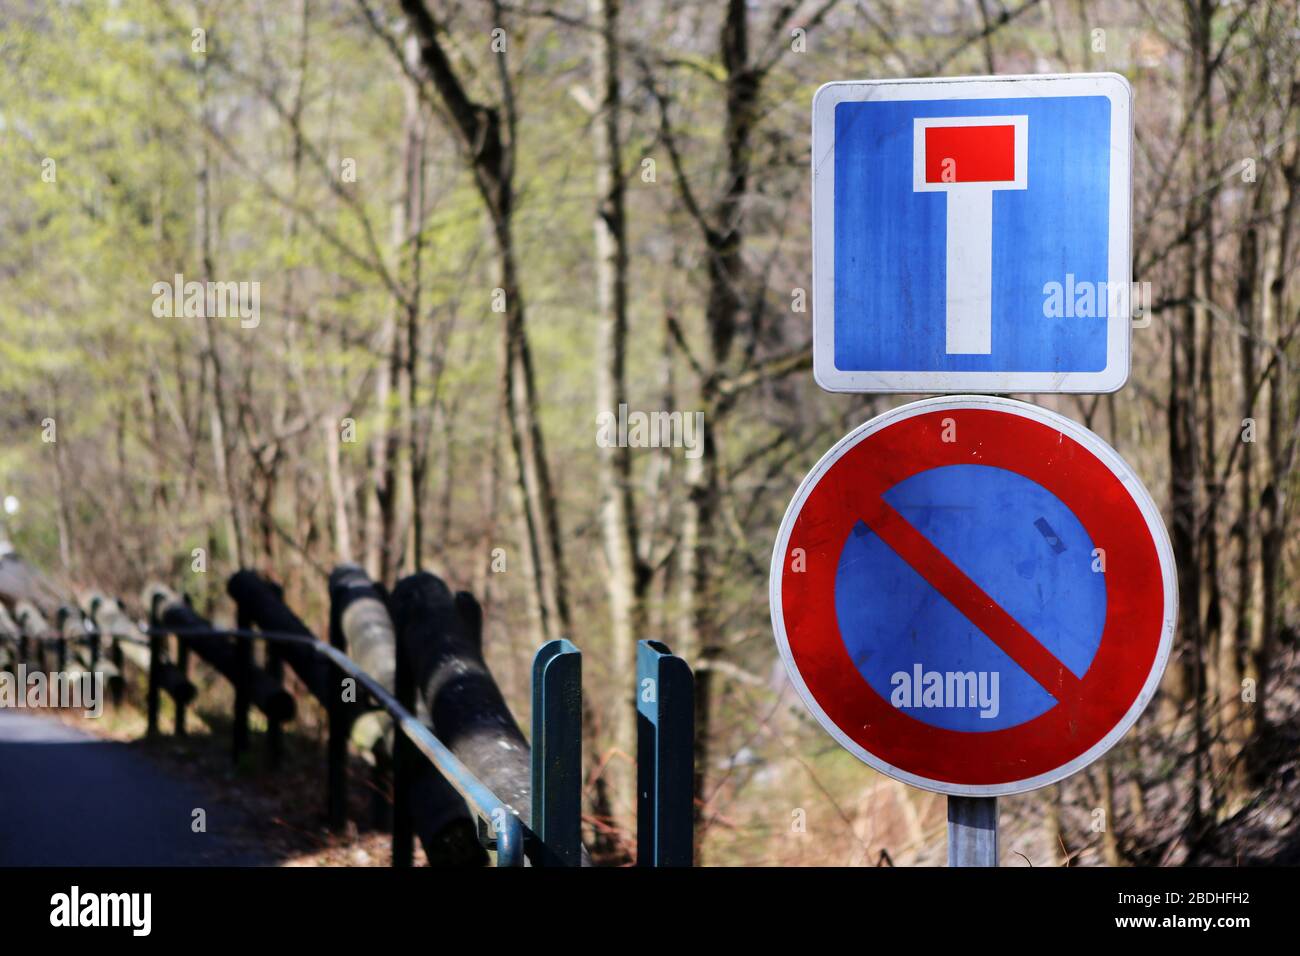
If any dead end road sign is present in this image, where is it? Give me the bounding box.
[769,396,1175,796]
[811,73,1133,394]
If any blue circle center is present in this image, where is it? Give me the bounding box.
[834,464,1106,731]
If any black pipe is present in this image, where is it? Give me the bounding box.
[329,564,484,866]
[389,573,532,823]
[226,571,333,705]
[144,587,293,722]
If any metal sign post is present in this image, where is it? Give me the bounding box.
[948,796,998,867]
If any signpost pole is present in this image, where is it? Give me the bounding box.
[947,796,997,866]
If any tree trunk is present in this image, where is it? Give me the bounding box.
[1252,130,1299,760]
[1223,163,1268,811]
[1100,760,1123,865]
[197,43,246,569]
[325,417,354,563]
[401,33,429,571]
[590,0,644,828]
[679,0,757,858]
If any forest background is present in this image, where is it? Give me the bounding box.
[1,0,1297,865]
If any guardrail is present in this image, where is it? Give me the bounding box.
[637,640,695,866]
[0,570,696,867]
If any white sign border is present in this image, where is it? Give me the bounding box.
[768,395,1177,797]
[811,73,1134,394]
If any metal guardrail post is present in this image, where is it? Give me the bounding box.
[265,642,284,768]
[530,639,582,866]
[391,625,416,867]
[146,628,162,736]
[636,640,694,867]
[109,637,124,707]
[233,608,253,763]
[174,636,190,735]
[56,636,67,674]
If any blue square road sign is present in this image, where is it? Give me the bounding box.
[811,73,1133,394]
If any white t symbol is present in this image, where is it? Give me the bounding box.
[913,116,1028,355]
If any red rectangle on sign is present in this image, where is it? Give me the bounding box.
[924,125,1016,183]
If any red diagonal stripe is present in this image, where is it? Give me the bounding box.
[859,497,1084,703]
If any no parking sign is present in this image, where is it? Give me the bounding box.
[770,397,1175,795]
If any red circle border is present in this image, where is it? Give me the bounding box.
[776,404,1168,789]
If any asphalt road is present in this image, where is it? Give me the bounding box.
[0,710,268,866]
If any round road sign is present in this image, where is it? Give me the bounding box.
[770,396,1176,795]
